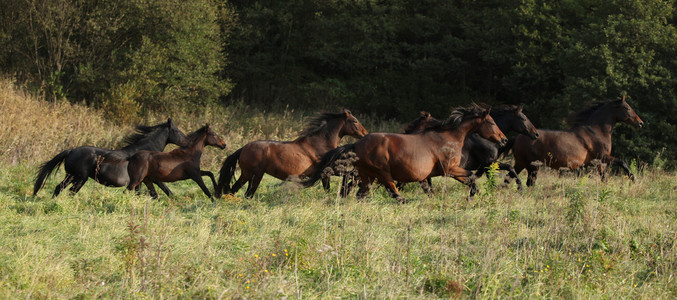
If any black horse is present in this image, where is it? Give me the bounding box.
[33,119,187,197]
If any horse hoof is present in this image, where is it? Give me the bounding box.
[397,197,408,204]
[630,174,636,182]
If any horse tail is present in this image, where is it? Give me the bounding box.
[302,143,357,188]
[33,150,71,196]
[215,148,242,198]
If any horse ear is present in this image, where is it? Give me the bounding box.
[483,107,491,117]
[167,118,173,124]
[517,105,523,113]
[621,95,627,102]
[343,108,352,116]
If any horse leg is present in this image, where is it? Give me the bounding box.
[321,176,331,191]
[244,173,264,198]
[143,180,159,199]
[604,155,635,182]
[356,177,374,201]
[447,166,477,200]
[497,163,520,189]
[419,178,433,194]
[526,167,538,187]
[201,170,218,193]
[381,180,406,203]
[155,181,174,197]
[340,173,356,198]
[69,178,88,195]
[53,174,74,197]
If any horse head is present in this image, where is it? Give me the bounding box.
[615,96,644,128]
[475,107,508,146]
[204,123,227,149]
[341,109,369,138]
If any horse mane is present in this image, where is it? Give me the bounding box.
[403,112,439,133]
[421,104,487,132]
[120,122,168,149]
[183,125,210,147]
[298,112,347,137]
[566,101,611,127]
[490,104,521,118]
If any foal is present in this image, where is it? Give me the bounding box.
[126,124,226,199]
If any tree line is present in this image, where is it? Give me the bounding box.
[1,0,675,167]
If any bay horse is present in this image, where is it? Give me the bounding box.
[126,124,227,199]
[510,96,643,187]
[215,109,368,198]
[305,104,508,202]
[33,119,187,197]
[398,105,539,192]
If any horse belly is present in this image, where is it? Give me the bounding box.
[390,155,434,183]
[96,162,130,186]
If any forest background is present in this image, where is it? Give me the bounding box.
[1,0,675,168]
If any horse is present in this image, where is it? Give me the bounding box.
[33,119,187,197]
[126,124,227,199]
[510,96,643,187]
[215,109,368,198]
[304,104,507,202]
[397,105,540,192]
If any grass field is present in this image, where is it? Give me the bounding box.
[1,79,676,298]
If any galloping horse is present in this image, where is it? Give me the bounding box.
[400,105,539,192]
[215,109,368,198]
[511,96,643,187]
[33,119,187,197]
[305,104,507,202]
[126,124,226,199]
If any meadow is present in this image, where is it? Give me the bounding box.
[1,78,676,298]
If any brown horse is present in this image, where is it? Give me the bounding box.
[511,96,643,187]
[304,104,507,202]
[215,109,368,198]
[126,124,227,199]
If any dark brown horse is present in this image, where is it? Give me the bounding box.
[215,109,368,198]
[305,104,507,202]
[126,124,227,199]
[511,96,643,187]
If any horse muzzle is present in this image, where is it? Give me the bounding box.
[499,138,508,147]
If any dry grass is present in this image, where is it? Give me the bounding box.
[0,78,675,298]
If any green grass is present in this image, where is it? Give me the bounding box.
[1,78,675,298]
[2,162,676,298]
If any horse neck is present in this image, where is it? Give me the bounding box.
[492,114,515,134]
[577,109,617,138]
[455,117,484,140]
[299,120,344,152]
[121,129,168,154]
[182,133,208,157]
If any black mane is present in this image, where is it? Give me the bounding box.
[120,123,168,149]
[567,101,612,127]
[490,105,521,118]
[298,112,347,137]
[183,125,210,147]
[421,104,487,132]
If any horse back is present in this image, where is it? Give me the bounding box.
[513,129,590,170]
[239,139,317,179]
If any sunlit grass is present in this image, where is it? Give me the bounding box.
[1,78,675,298]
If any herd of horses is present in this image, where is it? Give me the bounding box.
[32,97,644,203]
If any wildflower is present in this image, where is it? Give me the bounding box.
[255,254,259,258]
[264,269,268,273]
[238,274,243,277]
[246,286,250,290]
[272,253,276,257]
